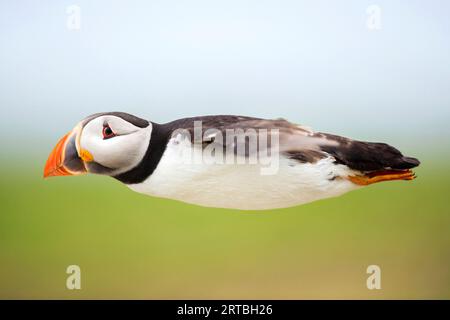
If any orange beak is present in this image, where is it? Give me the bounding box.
[43,131,87,178]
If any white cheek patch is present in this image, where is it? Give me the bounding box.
[79,116,152,174]
[94,130,150,170]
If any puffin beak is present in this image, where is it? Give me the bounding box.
[44,129,87,178]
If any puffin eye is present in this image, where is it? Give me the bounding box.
[102,125,115,139]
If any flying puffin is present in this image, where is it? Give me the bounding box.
[44,112,420,210]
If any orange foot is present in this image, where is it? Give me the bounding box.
[348,169,416,186]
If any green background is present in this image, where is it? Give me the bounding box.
[1,0,449,299]
[1,150,448,299]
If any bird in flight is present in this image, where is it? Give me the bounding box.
[44,112,420,210]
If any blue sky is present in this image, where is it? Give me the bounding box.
[1,0,449,149]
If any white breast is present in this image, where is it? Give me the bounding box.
[127,137,359,210]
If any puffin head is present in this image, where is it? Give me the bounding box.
[44,112,152,178]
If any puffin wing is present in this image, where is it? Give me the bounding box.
[315,132,420,171]
[165,115,420,185]
[165,115,335,161]
[312,132,420,185]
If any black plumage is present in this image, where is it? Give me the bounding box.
[317,133,420,172]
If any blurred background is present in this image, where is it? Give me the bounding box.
[1,0,449,299]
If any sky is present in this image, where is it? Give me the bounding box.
[1,0,449,150]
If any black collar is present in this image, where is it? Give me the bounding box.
[113,122,170,184]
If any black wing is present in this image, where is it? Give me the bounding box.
[316,133,420,172]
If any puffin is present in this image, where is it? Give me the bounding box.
[44,112,420,210]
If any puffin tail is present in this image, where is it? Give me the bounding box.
[317,132,421,186]
[394,156,420,169]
